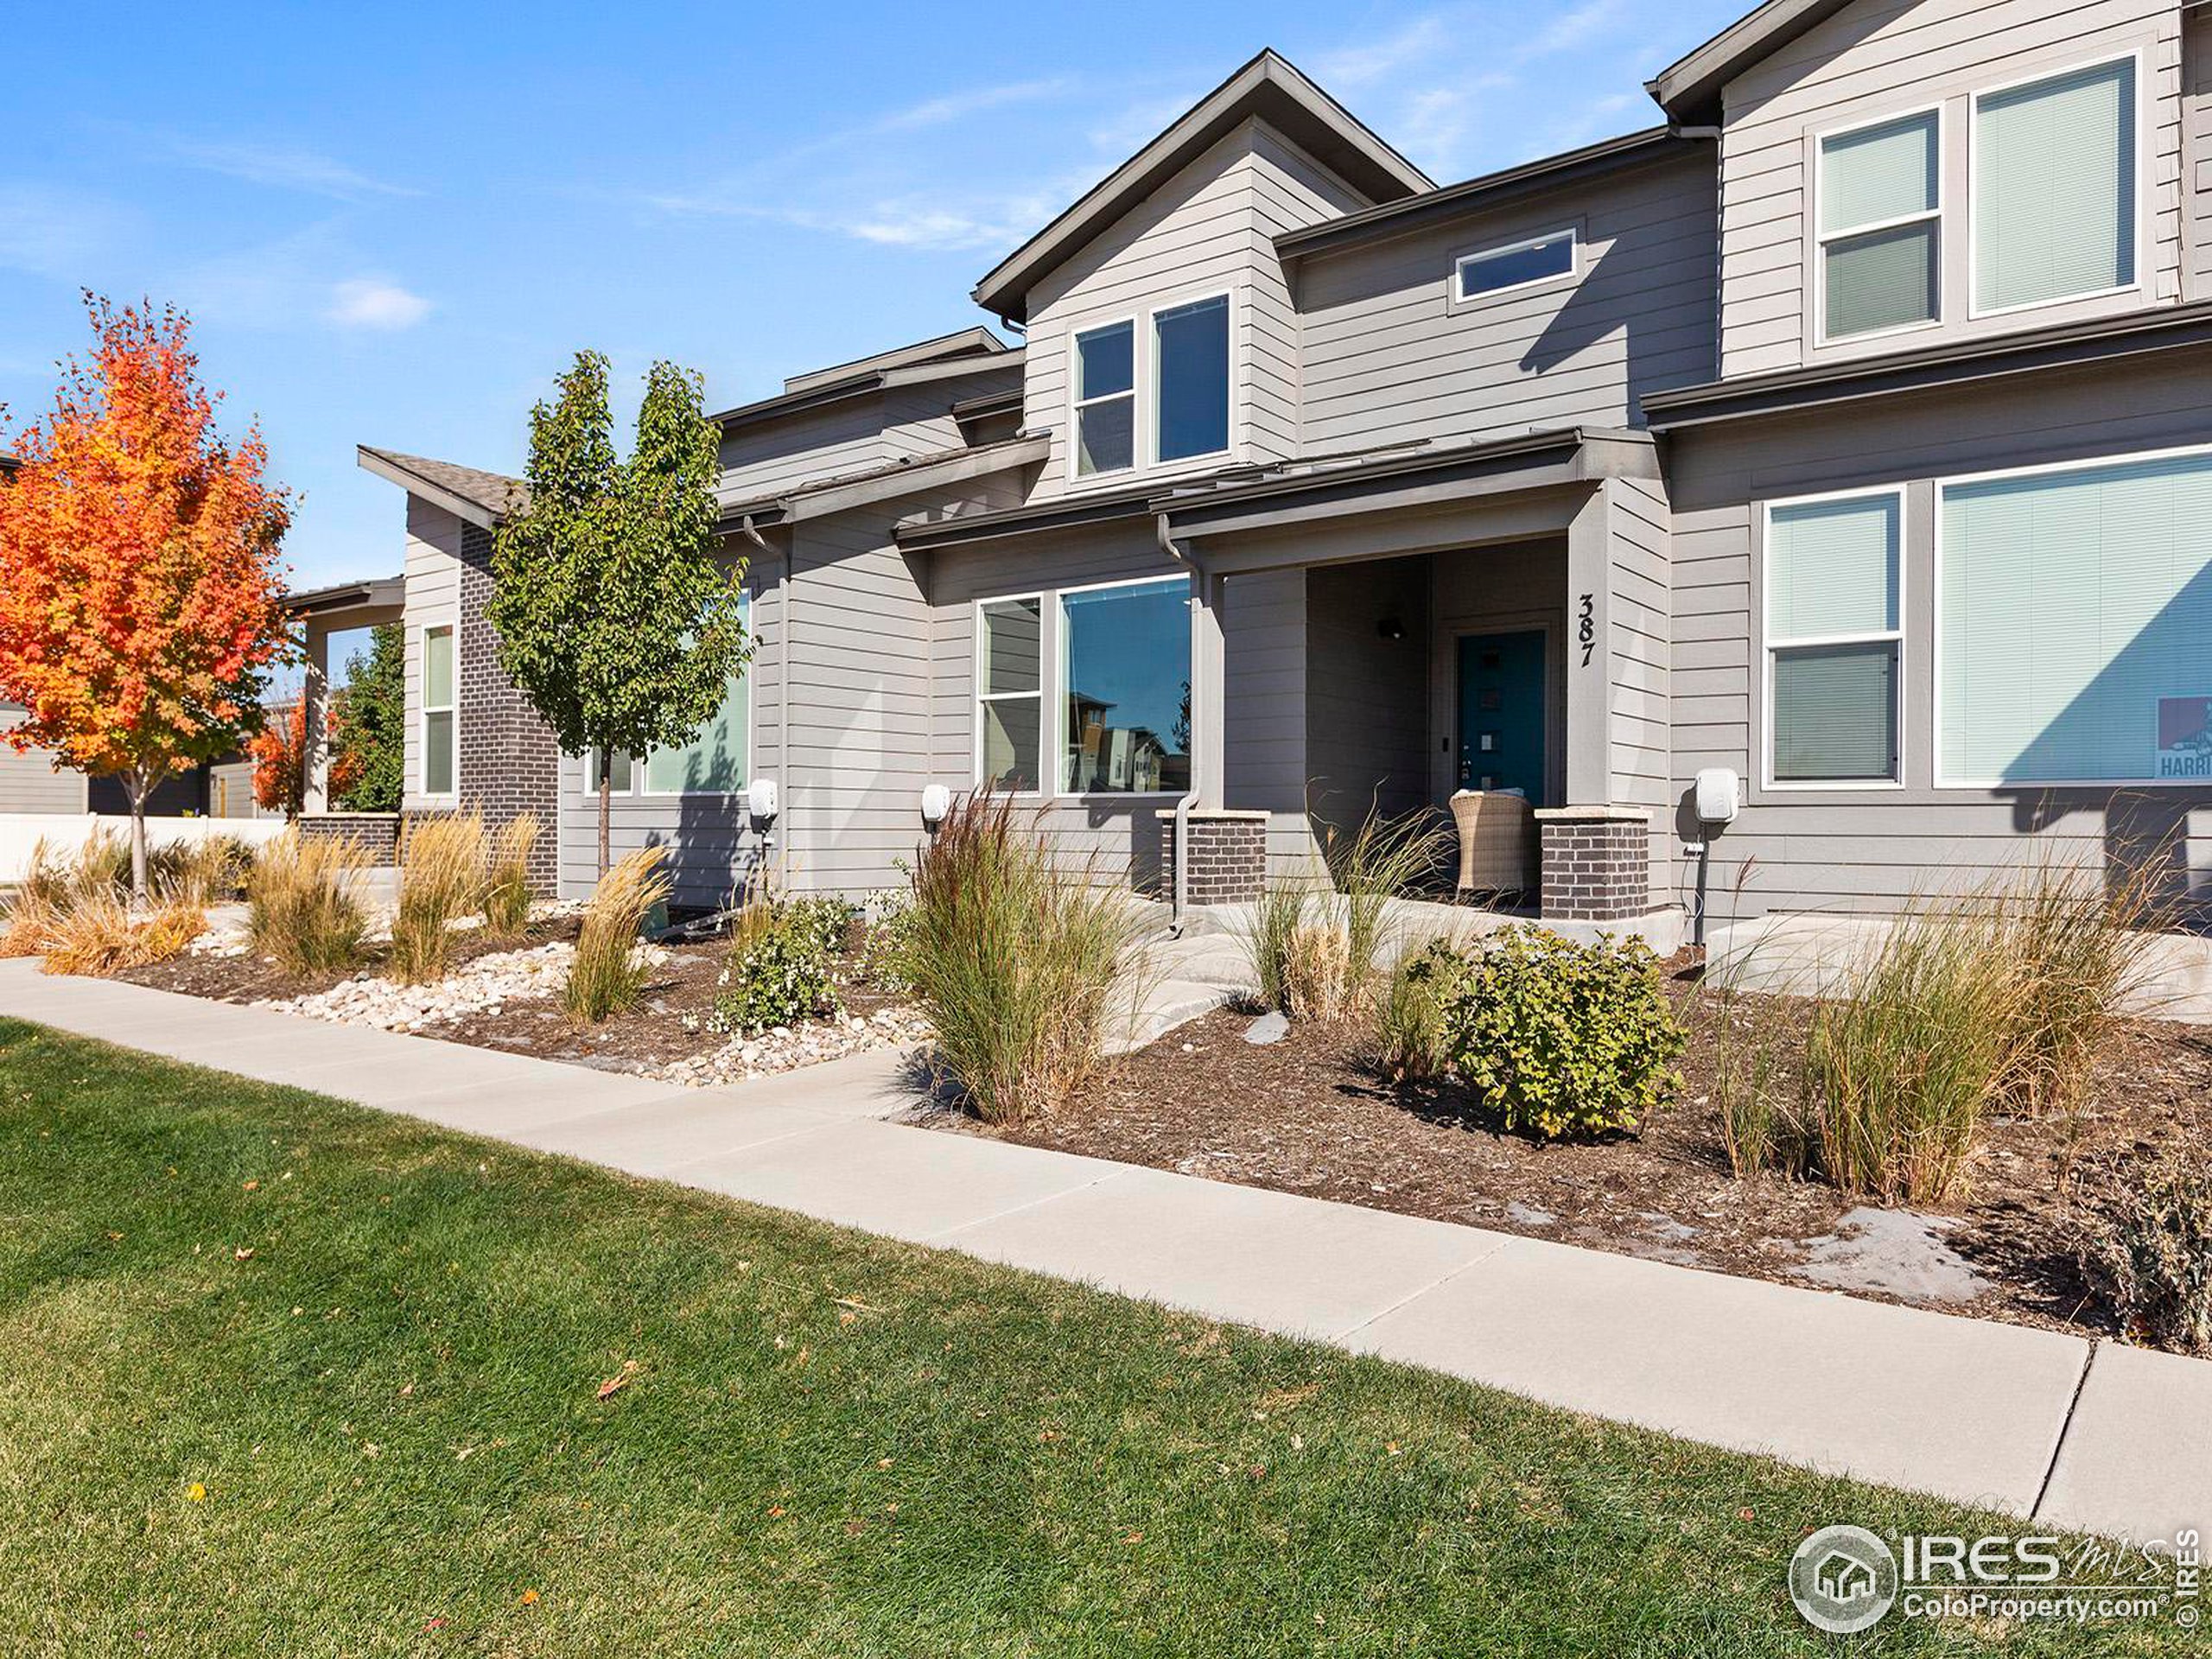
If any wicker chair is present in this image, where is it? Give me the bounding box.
[1451,790,1536,901]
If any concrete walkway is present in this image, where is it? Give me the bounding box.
[1,957,2202,1544]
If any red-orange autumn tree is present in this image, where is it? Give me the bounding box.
[248,701,309,817]
[0,296,294,897]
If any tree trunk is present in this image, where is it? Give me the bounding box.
[126,772,150,906]
[598,769,611,879]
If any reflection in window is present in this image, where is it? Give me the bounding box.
[1455,230,1574,300]
[977,595,1042,791]
[1154,295,1229,461]
[1058,577,1191,794]
[1073,321,1134,475]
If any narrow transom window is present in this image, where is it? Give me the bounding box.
[976,596,1042,791]
[1819,111,1939,340]
[1454,230,1574,300]
[1154,294,1229,463]
[1072,321,1134,476]
[1974,58,2136,314]
[1058,577,1191,795]
[422,625,455,796]
[1765,494,1902,784]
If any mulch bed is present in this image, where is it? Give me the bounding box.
[115,915,908,1077]
[961,977,2212,1344]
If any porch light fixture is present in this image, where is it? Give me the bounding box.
[1376,616,1406,641]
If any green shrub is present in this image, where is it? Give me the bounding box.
[780,896,854,961]
[855,886,917,993]
[248,832,369,976]
[1375,938,1467,1083]
[2078,1147,2212,1355]
[1438,928,1684,1139]
[905,791,1149,1123]
[709,906,842,1036]
[563,847,670,1024]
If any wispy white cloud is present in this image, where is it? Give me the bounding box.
[150,133,420,200]
[875,78,1073,134]
[327,277,432,329]
[1520,0,1633,60]
[0,186,128,278]
[1313,15,1456,87]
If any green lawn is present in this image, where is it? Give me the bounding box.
[0,1019,2176,1656]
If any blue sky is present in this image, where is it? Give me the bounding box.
[3,0,1746,595]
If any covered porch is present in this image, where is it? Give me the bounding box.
[283,575,406,857]
[1172,429,1676,936]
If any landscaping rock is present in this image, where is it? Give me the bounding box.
[640,1004,934,1090]
[1243,1011,1290,1046]
[252,942,666,1032]
[1791,1207,1988,1304]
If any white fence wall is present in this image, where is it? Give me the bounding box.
[0,815,290,885]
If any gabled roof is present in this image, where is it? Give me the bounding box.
[357,445,527,529]
[970,48,1433,324]
[1646,0,1863,124]
[709,332,1021,431]
[716,432,1049,527]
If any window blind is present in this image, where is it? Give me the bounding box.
[1940,452,2212,784]
[1974,59,2134,312]
[1821,111,1937,338]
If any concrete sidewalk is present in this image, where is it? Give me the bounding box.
[1,957,2202,1544]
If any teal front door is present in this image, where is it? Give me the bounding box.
[1456,630,1548,801]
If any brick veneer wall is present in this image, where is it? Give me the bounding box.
[1156,809,1268,906]
[1535,807,1650,924]
[296,811,401,865]
[456,524,560,892]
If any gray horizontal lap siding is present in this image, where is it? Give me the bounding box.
[1716,0,2185,379]
[1664,347,2212,922]
[0,704,85,812]
[1294,148,1719,452]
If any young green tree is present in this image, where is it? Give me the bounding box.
[330,621,405,812]
[490,353,747,874]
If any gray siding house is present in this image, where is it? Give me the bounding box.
[354,3,2211,933]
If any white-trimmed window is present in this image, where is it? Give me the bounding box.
[1973,56,2136,315]
[1764,492,1903,785]
[1072,321,1135,477]
[976,594,1043,791]
[1938,448,2212,786]
[586,747,632,793]
[421,625,455,797]
[1818,110,1939,340]
[1058,575,1191,796]
[1454,228,1575,301]
[1153,294,1230,462]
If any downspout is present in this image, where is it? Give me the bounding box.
[1156,512,1206,937]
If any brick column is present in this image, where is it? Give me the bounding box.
[1535,806,1649,924]
[456,524,560,892]
[297,811,401,865]
[1156,809,1268,906]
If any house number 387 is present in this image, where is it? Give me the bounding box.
[1577,594,1595,668]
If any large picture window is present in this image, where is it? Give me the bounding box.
[1819,110,1939,340]
[1058,576,1191,795]
[1973,57,2135,314]
[1939,450,2212,785]
[976,595,1042,791]
[421,625,455,797]
[1764,493,1903,784]
[1154,294,1230,462]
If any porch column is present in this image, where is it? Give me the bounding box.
[300,624,331,814]
[1561,484,1613,807]
[1192,567,1226,809]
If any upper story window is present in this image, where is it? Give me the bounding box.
[1068,293,1230,480]
[1973,57,2136,315]
[1819,111,1939,340]
[1154,295,1229,463]
[1073,321,1135,477]
[1455,229,1575,301]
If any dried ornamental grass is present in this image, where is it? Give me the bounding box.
[563,846,671,1024]
[482,815,542,938]
[389,813,488,984]
[248,831,370,975]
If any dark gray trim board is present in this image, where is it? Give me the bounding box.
[1644,302,2212,430]
[970,48,1433,322]
[1274,129,1705,260]
[1645,0,1859,122]
[283,576,405,618]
